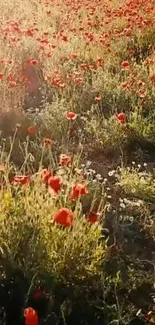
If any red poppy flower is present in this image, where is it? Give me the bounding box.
[48,176,62,194]
[95,96,101,102]
[109,245,118,255]
[87,211,100,224]
[121,60,130,68]
[137,80,145,87]
[42,169,52,184]
[24,307,38,325]
[71,183,88,200]
[116,113,126,124]
[74,77,83,85]
[12,176,30,185]
[128,49,135,56]
[33,289,45,299]
[80,63,88,71]
[66,112,77,120]
[137,89,147,98]
[71,53,77,60]
[9,80,17,87]
[97,58,104,68]
[145,311,153,321]
[147,58,154,65]
[150,74,155,82]
[28,126,36,135]
[121,82,128,89]
[28,59,39,65]
[89,64,96,71]
[59,154,71,167]
[44,138,52,147]
[61,35,68,42]
[26,29,34,37]
[53,208,73,227]
[148,44,153,50]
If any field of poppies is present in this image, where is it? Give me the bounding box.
[0,0,155,324]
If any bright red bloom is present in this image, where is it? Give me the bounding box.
[61,35,68,42]
[0,73,4,79]
[137,80,145,87]
[116,113,126,124]
[9,80,17,87]
[97,58,104,68]
[87,211,100,224]
[71,183,88,200]
[59,154,71,167]
[150,74,155,82]
[74,77,83,85]
[42,169,52,184]
[33,289,45,299]
[121,61,130,68]
[53,208,73,227]
[148,44,153,50]
[89,64,96,71]
[48,176,62,194]
[71,53,77,60]
[28,126,36,135]
[124,28,131,37]
[145,311,153,321]
[121,82,128,89]
[95,96,101,102]
[80,63,88,71]
[128,49,135,56]
[147,58,154,65]
[26,29,34,37]
[24,307,38,325]
[8,60,13,65]
[137,89,147,98]
[66,112,77,120]
[27,59,39,65]
[12,176,30,185]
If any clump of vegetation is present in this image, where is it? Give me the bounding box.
[0,0,155,324]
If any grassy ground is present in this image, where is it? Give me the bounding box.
[0,0,155,324]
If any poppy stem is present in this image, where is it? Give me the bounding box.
[25,272,38,307]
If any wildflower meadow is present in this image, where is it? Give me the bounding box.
[0,0,155,324]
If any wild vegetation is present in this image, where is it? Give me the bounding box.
[0,0,155,324]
